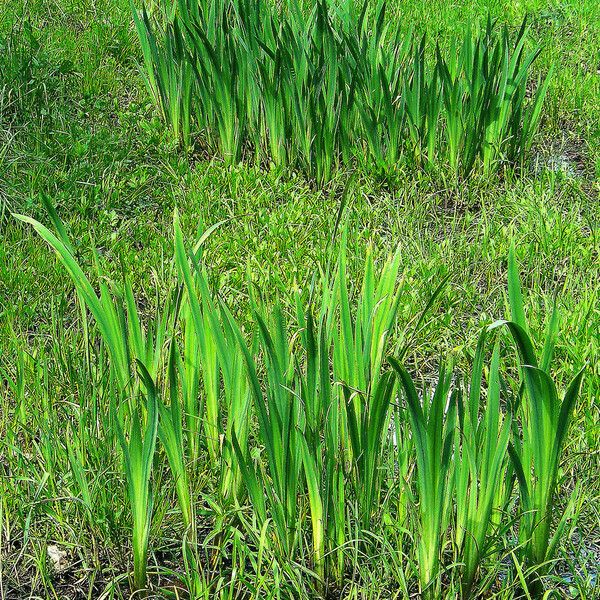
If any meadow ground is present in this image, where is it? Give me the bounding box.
[0,0,598,598]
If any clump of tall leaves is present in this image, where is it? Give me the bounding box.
[132,0,550,182]
[492,250,585,594]
[452,335,512,598]
[117,364,159,592]
[388,360,457,598]
[15,205,585,597]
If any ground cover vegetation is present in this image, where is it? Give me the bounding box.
[0,0,598,599]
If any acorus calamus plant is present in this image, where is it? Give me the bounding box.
[13,203,585,597]
[131,0,551,183]
[492,249,585,594]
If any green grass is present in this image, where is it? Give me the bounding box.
[1,0,599,599]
